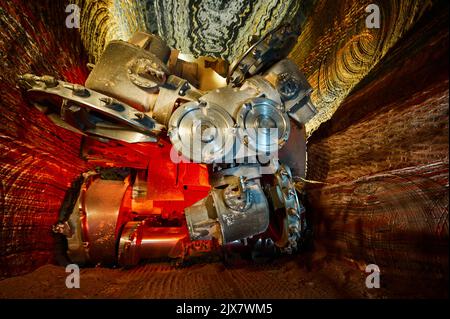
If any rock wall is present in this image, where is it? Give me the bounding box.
[0,0,90,278]
[306,4,449,294]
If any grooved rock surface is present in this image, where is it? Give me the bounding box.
[0,0,91,278]
[289,0,432,134]
[305,4,449,295]
[0,257,427,299]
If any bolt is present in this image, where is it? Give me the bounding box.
[244,102,253,111]
[277,73,299,101]
[179,82,189,96]
[73,85,90,97]
[288,207,297,216]
[288,188,296,198]
[289,224,299,233]
[289,238,298,248]
[99,97,115,105]
[64,84,90,97]
[40,75,58,88]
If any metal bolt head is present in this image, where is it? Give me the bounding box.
[41,75,58,88]
[277,73,300,101]
[288,188,296,198]
[288,207,297,216]
[72,85,90,97]
[99,97,114,105]
[244,102,253,111]
[289,225,299,234]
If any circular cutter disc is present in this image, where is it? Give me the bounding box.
[168,101,235,163]
[237,97,290,154]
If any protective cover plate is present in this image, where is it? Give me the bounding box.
[168,101,235,163]
[236,97,290,154]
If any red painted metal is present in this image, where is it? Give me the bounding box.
[82,134,211,257]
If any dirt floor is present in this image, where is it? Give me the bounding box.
[0,247,435,299]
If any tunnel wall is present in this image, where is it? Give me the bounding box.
[0,0,90,278]
[306,5,449,296]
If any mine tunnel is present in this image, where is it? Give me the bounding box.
[0,0,448,299]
